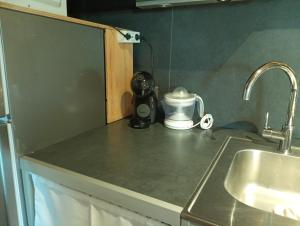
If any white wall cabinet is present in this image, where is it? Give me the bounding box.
[32,174,168,226]
[0,0,67,15]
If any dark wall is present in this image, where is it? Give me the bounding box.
[81,0,300,137]
[67,0,135,15]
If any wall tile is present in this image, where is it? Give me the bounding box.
[83,0,300,137]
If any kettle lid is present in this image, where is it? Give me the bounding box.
[165,87,195,102]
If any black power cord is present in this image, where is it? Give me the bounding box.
[114,27,130,40]
[113,26,142,42]
[140,35,154,76]
[113,27,153,76]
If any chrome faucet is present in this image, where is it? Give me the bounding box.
[243,61,298,154]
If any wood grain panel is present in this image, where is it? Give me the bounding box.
[105,29,133,123]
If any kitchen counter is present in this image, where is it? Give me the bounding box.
[20,119,262,226]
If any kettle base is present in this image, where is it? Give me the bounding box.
[129,118,150,129]
[164,119,194,130]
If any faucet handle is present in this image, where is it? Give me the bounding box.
[264,112,271,129]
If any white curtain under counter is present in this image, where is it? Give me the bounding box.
[32,174,169,226]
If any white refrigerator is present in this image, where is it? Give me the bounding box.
[0,6,106,226]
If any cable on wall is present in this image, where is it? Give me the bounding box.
[140,36,154,76]
[168,7,174,91]
[113,27,131,40]
[113,27,153,76]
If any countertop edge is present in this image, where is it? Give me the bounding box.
[20,156,182,226]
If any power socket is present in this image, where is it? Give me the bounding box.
[117,29,140,44]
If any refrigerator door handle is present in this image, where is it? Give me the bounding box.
[0,115,11,125]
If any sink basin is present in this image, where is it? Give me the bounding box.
[225,149,300,220]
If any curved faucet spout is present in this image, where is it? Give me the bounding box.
[243,61,298,101]
[243,61,298,154]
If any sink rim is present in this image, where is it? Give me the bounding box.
[224,147,300,221]
[182,136,300,226]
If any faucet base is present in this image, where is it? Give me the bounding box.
[262,126,294,155]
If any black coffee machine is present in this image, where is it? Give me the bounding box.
[130,71,157,129]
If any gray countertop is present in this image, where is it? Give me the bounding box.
[26,120,233,208]
[22,119,300,226]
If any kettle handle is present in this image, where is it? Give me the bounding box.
[195,95,204,118]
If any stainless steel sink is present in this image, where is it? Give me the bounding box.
[225,149,300,220]
[182,136,300,226]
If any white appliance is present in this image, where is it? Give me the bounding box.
[0,0,67,16]
[163,87,213,130]
[0,7,106,226]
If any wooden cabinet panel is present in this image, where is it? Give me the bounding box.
[105,29,133,123]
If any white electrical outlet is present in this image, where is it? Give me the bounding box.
[117,29,140,44]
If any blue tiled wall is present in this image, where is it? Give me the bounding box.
[83,0,300,137]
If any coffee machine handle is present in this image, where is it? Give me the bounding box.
[195,95,204,118]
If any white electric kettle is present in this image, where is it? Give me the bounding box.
[163,87,213,130]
